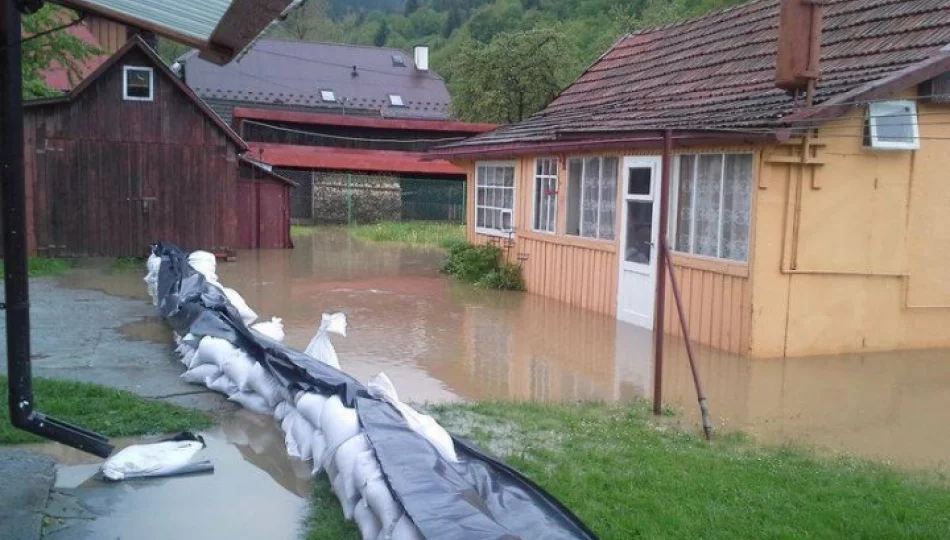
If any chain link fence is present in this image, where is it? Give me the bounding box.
[279,168,466,225]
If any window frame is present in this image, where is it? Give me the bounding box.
[566,156,619,242]
[122,66,154,102]
[866,100,919,150]
[388,94,405,107]
[320,89,336,102]
[532,157,559,234]
[474,160,517,238]
[669,151,755,263]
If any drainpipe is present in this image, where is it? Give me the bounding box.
[1,0,112,457]
[652,130,673,416]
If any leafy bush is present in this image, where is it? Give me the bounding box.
[443,242,525,291]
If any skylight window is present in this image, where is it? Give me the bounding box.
[389,94,405,107]
[391,54,406,67]
[321,90,336,102]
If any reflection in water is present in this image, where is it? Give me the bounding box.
[63,229,950,472]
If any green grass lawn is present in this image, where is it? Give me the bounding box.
[349,221,465,250]
[0,376,213,445]
[0,258,71,277]
[307,401,950,540]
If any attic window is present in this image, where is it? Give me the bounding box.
[865,100,919,150]
[123,66,153,101]
[391,54,406,67]
[321,90,336,102]
[389,94,405,107]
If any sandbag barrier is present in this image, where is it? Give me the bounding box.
[146,243,598,540]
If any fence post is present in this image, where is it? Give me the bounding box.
[346,172,353,226]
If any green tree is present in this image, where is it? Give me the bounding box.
[21,6,99,98]
[405,0,420,16]
[448,28,567,123]
[443,5,463,38]
[374,19,391,46]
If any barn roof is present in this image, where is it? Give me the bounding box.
[239,156,299,187]
[26,37,247,151]
[433,0,950,158]
[179,39,453,120]
[249,143,465,176]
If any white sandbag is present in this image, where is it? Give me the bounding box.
[296,392,328,429]
[144,254,161,305]
[311,430,327,475]
[223,287,257,325]
[229,391,274,416]
[389,515,424,540]
[368,373,457,463]
[207,374,239,396]
[321,395,360,452]
[291,415,315,461]
[273,401,294,423]
[354,498,382,540]
[251,317,285,342]
[220,352,255,389]
[181,350,197,368]
[181,364,220,385]
[363,478,402,533]
[194,336,239,368]
[282,409,303,457]
[101,439,203,481]
[188,251,218,282]
[244,363,291,406]
[304,313,347,369]
[334,434,370,502]
[354,451,383,495]
[333,471,360,520]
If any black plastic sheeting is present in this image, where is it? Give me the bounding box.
[153,243,598,540]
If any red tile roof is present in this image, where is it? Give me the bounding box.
[248,143,466,176]
[436,0,950,156]
[40,24,110,92]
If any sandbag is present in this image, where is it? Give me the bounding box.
[101,437,204,481]
[388,514,424,540]
[273,401,294,423]
[282,410,303,458]
[354,451,382,493]
[251,317,285,342]
[291,415,316,462]
[334,434,370,502]
[333,471,360,520]
[181,350,196,368]
[304,313,347,369]
[181,364,220,385]
[311,430,328,475]
[368,373,458,463]
[194,336,239,368]
[354,498,382,540]
[363,477,402,533]
[321,395,360,452]
[245,363,291,406]
[188,251,218,283]
[223,287,257,325]
[229,391,273,416]
[207,374,239,396]
[220,352,255,389]
[296,392,328,429]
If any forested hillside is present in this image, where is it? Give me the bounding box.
[273,0,749,122]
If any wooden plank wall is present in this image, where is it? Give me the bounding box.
[661,265,751,355]
[518,234,618,316]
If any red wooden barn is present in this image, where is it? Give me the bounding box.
[21,37,292,257]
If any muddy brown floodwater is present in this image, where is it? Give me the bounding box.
[63,228,950,474]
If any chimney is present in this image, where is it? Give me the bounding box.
[775,0,823,97]
[414,46,429,72]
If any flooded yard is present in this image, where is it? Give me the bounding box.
[60,228,950,473]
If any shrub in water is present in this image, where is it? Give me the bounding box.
[443,242,524,291]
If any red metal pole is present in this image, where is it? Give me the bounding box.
[652,130,673,415]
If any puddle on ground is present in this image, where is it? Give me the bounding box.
[57,259,151,301]
[59,228,950,473]
[26,411,309,540]
[116,318,172,344]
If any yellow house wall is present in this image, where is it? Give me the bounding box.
[751,96,950,357]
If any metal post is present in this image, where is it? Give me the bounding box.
[652,130,673,415]
[2,0,111,457]
[346,172,353,226]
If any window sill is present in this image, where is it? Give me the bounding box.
[475,228,515,239]
[520,230,617,253]
[669,252,749,278]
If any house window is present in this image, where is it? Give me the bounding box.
[566,156,618,240]
[476,161,516,236]
[389,94,405,107]
[865,100,919,150]
[123,66,153,101]
[672,153,753,262]
[533,158,558,233]
[392,54,406,67]
[321,90,336,102]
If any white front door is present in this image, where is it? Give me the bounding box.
[617,156,662,328]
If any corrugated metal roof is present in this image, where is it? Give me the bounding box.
[249,143,465,176]
[439,0,950,154]
[77,0,229,40]
[181,39,452,119]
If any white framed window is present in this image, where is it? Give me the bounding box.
[391,54,406,67]
[533,157,558,233]
[123,66,153,101]
[566,156,618,241]
[389,94,405,107]
[865,100,919,150]
[475,161,516,236]
[671,153,753,262]
[321,89,336,102]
